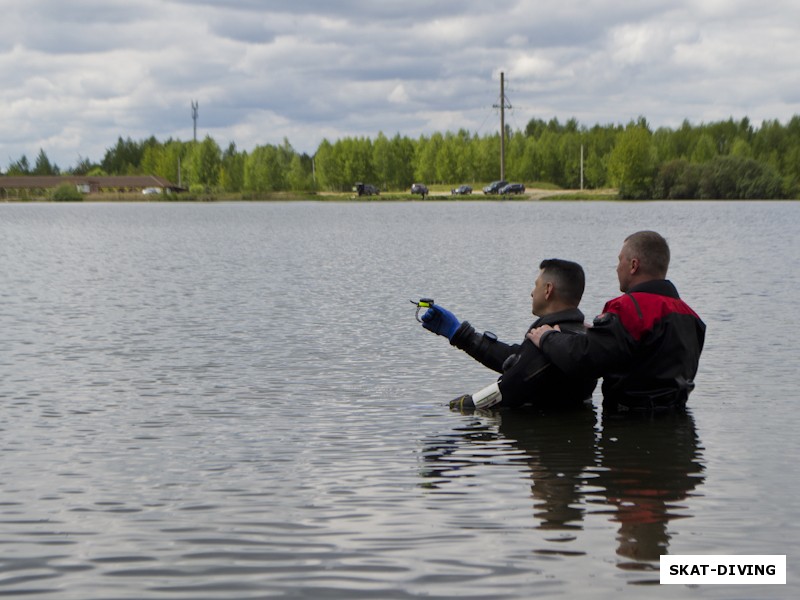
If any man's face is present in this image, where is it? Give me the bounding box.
[531,269,547,316]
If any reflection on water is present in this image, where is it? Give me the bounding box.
[420,406,704,577]
[598,412,704,569]
[498,406,599,535]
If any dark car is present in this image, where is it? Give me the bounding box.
[353,182,380,196]
[411,183,429,198]
[483,180,508,194]
[451,185,472,195]
[499,183,526,195]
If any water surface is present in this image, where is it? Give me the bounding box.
[1,201,797,598]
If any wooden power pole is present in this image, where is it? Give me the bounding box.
[493,72,512,180]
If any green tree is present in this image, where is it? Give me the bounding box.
[505,131,527,182]
[372,132,392,189]
[730,138,753,159]
[390,133,416,188]
[33,149,59,175]
[608,124,656,199]
[691,133,717,163]
[414,134,440,184]
[287,153,314,191]
[163,141,188,186]
[536,131,562,184]
[314,139,344,191]
[220,142,245,193]
[102,137,144,174]
[671,119,695,159]
[6,155,31,175]
[277,138,296,185]
[475,134,501,182]
[70,156,96,175]
[583,124,618,188]
[559,131,583,188]
[333,137,373,188]
[455,131,477,183]
[518,136,541,183]
[436,132,460,183]
[186,135,222,187]
[141,143,164,178]
[244,144,284,192]
[525,118,547,139]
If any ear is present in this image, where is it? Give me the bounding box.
[544,281,555,300]
[630,257,641,274]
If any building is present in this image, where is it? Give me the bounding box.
[0,175,186,199]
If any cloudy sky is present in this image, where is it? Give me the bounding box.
[1,0,798,170]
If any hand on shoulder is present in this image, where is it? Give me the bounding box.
[526,324,561,347]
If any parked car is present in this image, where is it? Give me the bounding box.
[353,182,380,196]
[411,183,429,198]
[483,180,508,194]
[451,185,472,195]
[499,183,526,195]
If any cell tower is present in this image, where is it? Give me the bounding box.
[191,100,199,142]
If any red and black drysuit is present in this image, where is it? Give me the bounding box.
[538,280,706,412]
[451,308,597,409]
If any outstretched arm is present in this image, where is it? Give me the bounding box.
[419,303,516,373]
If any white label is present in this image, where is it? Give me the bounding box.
[660,555,786,585]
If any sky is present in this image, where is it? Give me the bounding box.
[1,0,799,170]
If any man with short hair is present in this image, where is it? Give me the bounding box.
[528,231,706,413]
[420,259,597,410]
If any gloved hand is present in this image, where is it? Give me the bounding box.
[420,304,460,340]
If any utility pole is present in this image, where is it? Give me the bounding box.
[493,72,512,181]
[191,100,199,142]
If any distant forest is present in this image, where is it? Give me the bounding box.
[4,115,799,199]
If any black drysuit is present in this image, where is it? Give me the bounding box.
[450,308,597,409]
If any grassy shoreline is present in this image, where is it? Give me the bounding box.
[2,187,621,203]
[5,187,795,202]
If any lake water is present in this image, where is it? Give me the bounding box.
[1,200,797,599]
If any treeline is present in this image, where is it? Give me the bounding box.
[4,115,799,198]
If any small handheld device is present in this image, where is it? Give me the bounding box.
[410,298,435,322]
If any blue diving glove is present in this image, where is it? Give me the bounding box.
[420,304,460,340]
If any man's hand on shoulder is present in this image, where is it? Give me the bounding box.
[526,324,561,348]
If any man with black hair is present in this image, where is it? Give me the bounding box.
[420,259,597,410]
[528,231,706,413]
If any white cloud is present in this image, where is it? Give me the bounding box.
[389,84,410,104]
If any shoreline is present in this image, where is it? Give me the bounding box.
[4,188,796,202]
[3,188,617,203]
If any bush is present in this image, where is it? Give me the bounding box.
[654,156,787,199]
[653,160,698,199]
[51,184,84,202]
